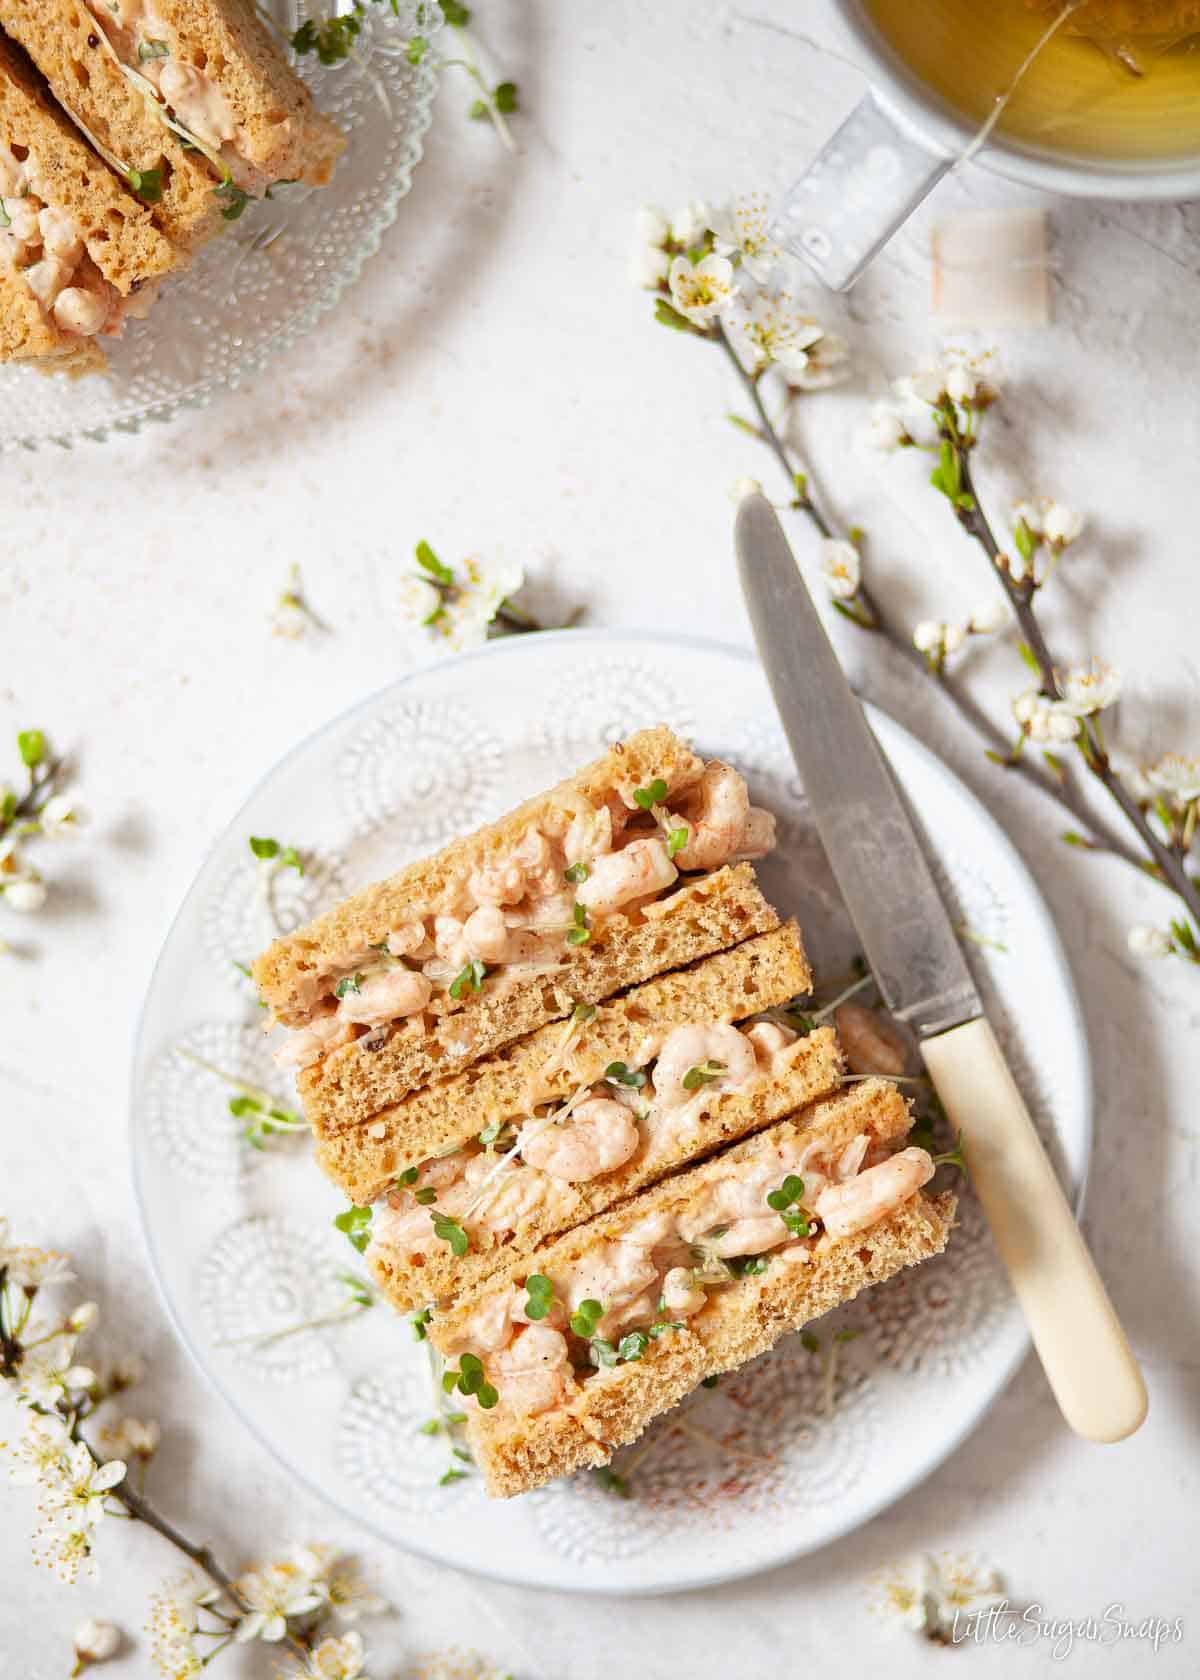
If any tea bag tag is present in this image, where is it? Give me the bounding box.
[772,95,951,291]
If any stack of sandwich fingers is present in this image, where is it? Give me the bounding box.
[253,726,956,1499]
[0,0,344,372]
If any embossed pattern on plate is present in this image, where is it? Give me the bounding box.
[130,631,1091,1595]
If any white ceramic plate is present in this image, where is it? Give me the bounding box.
[131,630,1091,1596]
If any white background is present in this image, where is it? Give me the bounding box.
[2,1,1198,1674]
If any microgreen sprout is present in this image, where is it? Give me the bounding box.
[617,1330,649,1362]
[431,1213,470,1257]
[126,166,162,202]
[593,1466,630,1497]
[565,903,590,946]
[478,1119,516,1149]
[766,1174,811,1237]
[930,1132,967,1172]
[681,1059,727,1091]
[248,835,303,872]
[604,1061,646,1090]
[410,1306,432,1341]
[523,1274,556,1321]
[334,1205,373,1254]
[667,825,690,859]
[334,973,363,999]
[0,197,10,229]
[633,778,669,811]
[449,958,487,999]
[291,9,362,65]
[728,1254,770,1278]
[438,1466,469,1485]
[137,37,169,59]
[396,1166,420,1186]
[564,861,589,884]
[228,1092,307,1149]
[441,1352,498,1409]
[571,1001,597,1024]
[569,1298,604,1338]
[214,177,251,221]
[413,1187,438,1205]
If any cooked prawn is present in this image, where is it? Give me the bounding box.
[273,1013,355,1072]
[833,1002,909,1077]
[813,1146,934,1239]
[672,763,751,871]
[660,1265,707,1316]
[519,1097,640,1182]
[574,836,677,915]
[337,967,433,1027]
[651,1022,758,1109]
[486,1324,574,1415]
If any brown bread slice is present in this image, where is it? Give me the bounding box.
[0,32,181,292]
[0,262,105,368]
[431,1082,954,1497]
[254,726,708,1028]
[320,922,818,1205]
[0,1,223,248]
[302,863,779,1133]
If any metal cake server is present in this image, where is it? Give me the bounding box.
[735,492,1146,1443]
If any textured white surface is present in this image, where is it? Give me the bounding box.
[1,1,1197,1675]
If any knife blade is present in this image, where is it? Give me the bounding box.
[735,491,1147,1444]
[734,490,979,1038]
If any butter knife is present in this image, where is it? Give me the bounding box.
[735,492,1146,1443]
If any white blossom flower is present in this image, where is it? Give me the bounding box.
[0,1229,74,1290]
[1013,690,1080,744]
[33,1515,103,1584]
[235,1560,323,1643]
[912,620,945,654]
[787,331,850,391]
[634,204,670,246]
[667,251,735,326]
[69,1301,99,1332]
[97,1415,161,1460]
[861,404,910,452]
[13,1333,93,1408]
[73,1619,121,1664]
[944,362,976,404]
[870,1551,1005,1639]
[669,200,711,247]
[291,1545,387,1622]
[942,624,967,654]
[4,1412,71,1487]
[4,875,47,912]
[893,360,946,406]
[1057,659,1121,718]
[628,241,670,288]
[730,476,763,502]
[969,598,1009,634]
[147,1577,215,1680]
[1145,753,1200,804]
[709,193,779,282]
[1042,502,1084,546]
[39,1440,125,1531]
[726,290,825,375]
[1012,498,1043,535]
[1128,924,1173,959]
[398,558,527,653]
[39,795,79,836]
[308,1631,369,1680]
[820,538,861,600]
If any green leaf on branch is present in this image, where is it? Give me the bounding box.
[415,540,455,587]
[654,298,704,335]
[1013,518,1037,565]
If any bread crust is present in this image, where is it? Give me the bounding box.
[302,863,780,1131]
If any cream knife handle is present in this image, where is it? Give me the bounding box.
[921,1016,1147,1443]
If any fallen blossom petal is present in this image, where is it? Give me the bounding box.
[1128,924,1173,959]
